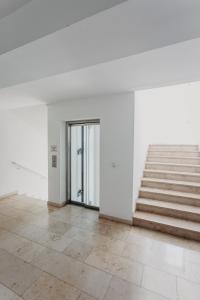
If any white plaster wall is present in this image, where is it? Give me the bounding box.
[48,93,134,222]
[0,105,48,200]
[133,82,200,208]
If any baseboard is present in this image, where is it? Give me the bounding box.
[0,191,18,200]
[47,200,66,208]
[99,213,133,225]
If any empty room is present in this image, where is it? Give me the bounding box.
[0,1,200,300]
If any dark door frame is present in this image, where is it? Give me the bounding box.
[66,119,100,210]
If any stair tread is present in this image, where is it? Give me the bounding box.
[149,144,198,146]
[148,155,200,159]
[142,177,200,187]
[146,162,200,168]
[144,169,200,177]
[140,187,200,200]
[148,150,199,153]
[136,145,200,239]
[137,198,200,214]
[133,211,200,232]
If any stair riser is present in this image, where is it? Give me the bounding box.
[148,151,200,158]
[139,190,200,207]
[145,163,200,173]
[149,146,198,151]
[147,156,200,164]
[136,203,200,222]
[144,171,200,183]
[142,180,200,195]
[133,217,200,242]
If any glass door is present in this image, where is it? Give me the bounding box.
[70,125,83,203]
[68,121,100,208]
[83,124,100,207]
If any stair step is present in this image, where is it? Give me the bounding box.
[136,198,200,222]
[147,156,200,164]
[139,187,200,207]
[133,211,200,241]
[149,145,198,151]
[142,178,200,194]
[148,150,200,158]
[135,145,200,241]
[145,162,200,173]
[144,169,200,183]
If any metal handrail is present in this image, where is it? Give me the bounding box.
[11,161,47,179]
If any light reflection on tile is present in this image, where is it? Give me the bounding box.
[104,276,169,300]
[177,277,200,300]
[142,266,177,300]
[0,195,200,300]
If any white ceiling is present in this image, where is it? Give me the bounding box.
[0,37,200,110]
[0,0,31,20]
[0,0,126,55]
[1,0,200,90]
[1,0,200,109]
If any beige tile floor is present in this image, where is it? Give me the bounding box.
[0,195,200,299]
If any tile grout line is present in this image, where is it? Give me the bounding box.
[0,280,24,299]
[1,199,200,298]
[175,275,179,300]
[1,215,200,278]
[1,217,200,287]
[0,247,96,300]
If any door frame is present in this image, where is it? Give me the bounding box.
[66,119,100,210]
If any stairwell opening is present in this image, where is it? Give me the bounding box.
[133,82,200,241]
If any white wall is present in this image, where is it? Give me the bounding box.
[133,82,200,207]
[48,93,134,222]
[0,105,48,200]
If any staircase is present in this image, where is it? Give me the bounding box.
[133,145,200,241]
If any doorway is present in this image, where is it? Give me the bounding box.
[66,120,100,209]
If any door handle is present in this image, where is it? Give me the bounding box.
[77,189,83,197]
[77,148,83,155]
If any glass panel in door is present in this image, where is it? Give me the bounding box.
[83,124,100,207]
[70,125,83,203]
